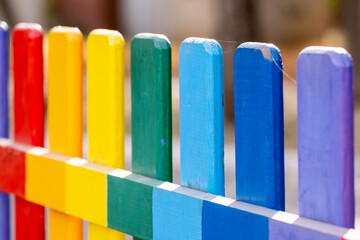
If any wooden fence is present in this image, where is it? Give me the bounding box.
[0,21,359,240]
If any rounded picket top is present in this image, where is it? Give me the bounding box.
[132,33,170,51]
[236,42,281,63]
[180,37,222,57]
[298,46,352,68]
[89,29,124,47]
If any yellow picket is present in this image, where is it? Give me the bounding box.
[87,29,125,239]
[48,26,84,240]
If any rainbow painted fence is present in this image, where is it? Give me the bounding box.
[0,21,358,240]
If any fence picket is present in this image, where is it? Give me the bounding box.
[0,21,9,240]
[86,29,125,240]
[131,33,172,182]
[234,42,285,211]
[47,26,83,240]
[297,47,354,228]
[131,33,172,240]
[179,37,224,196]
[12,23,45,240]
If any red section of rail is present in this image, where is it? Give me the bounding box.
[0,142,29,197]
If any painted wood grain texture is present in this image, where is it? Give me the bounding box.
[131,33,172,182]
[12,23,45,240]
[107,169,162,239]
[202,200,269,239]
[179,38,224,196]
[66,160,113,228]
[87,29,125,240]
[152,182,357,240]
[0,21,9,240]
[0,141,31,197]
[152,183,204,240]
[297,47,354,228]
[87,29,125,169]
[26,148,70,212]
[234,42,284,211]
[47,26,83,240]
[269,216,344,240]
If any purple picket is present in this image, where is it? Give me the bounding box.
[0,21,9,240]
[0,22,8,138]
[297,46,354,228]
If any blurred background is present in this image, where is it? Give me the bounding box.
[1,0,360,227]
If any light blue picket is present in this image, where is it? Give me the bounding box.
[179,37,224,196]
[0,21,9,240]
[234,42,284,211]
[297,47,354,228]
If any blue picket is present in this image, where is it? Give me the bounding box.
[179,37,224,196]
[297,47,354,228]
[234,42,284,211]
[0,21,10,240]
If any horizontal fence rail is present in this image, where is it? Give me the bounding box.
[0,20,358,240]
[0,140,358,239]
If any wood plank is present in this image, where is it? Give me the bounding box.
[47,26,83,240]
[0,21,9,240]
[131,33,172,182]
[269,213,342,240]
[153,182,358,240]
[107,169,163,239]
[66,160,112,227]
[0,142,359,240]
[153,183,205,240]
[202,198,269,239]
[26,148,70,212]
[297,47,354,228]
[87,29,125,239]
[179,38,224,196]
[13,23,44,146]
[48,26,83,157]
[0,140,31,197]
[12,22,45,240]
[0,21,8,138]
[234,42,284,210]
[0,189,9,240]
[87,29,125,169]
